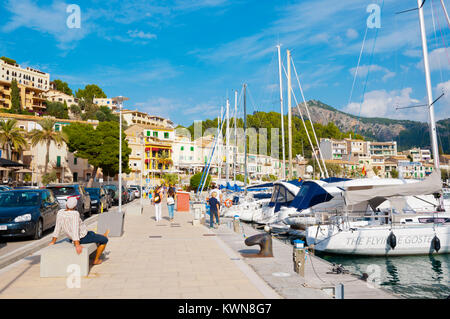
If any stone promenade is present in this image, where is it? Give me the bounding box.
[0,200,280,299]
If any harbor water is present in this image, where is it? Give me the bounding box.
[316,253,450,299]
[266,229,449,299]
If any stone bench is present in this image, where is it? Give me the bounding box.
[40,240,98,278]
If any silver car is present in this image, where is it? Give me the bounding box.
[46,184,92,218]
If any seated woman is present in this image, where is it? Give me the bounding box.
[49,197,109,265]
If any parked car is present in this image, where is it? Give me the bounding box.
[46,184,92,218]
[101,185,113,208]
[85,187,109,213]
[0,189,59,240]
[126,187,135,202]
[128,186,140,198]
[104,184,128,205]
[0,185,12,191]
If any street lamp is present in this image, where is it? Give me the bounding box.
[112,96,129,214]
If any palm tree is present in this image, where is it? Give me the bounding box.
[29,118,67,174]
[0,119,27,161]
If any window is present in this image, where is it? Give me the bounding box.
[74,157,77,165]
[190,147,194,151]
[55,124,60,132]
[164,132,169,139]
[153,131,158,137]
[181,146,184,151]
[56,156,61,168]
[73,172,78,182]
[147,131,151,137]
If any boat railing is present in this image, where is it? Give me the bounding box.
[305,208,448,227]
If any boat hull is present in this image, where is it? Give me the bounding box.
[306,224,450,256]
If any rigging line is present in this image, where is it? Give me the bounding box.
[440,0,450,29]
[434,0,450,65]
[355,0,385,136]
[281,62,325,178]
[347,26,369,109]
[290,55,329,178]
[431,0,445,84]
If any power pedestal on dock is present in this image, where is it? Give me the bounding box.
[293,240,306,277]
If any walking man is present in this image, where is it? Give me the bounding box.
[49,197,109,265]
[208,191,220,229]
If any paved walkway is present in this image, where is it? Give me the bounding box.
[0,201,280,299]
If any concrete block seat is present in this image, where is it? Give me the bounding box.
[97,211,124,237]
[40,240,98,278]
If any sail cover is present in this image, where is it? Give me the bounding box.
[344,170,442,207]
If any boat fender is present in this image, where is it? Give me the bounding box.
[431,235,441,253]
[387,232,396,250]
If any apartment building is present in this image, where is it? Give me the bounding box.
[0,113,99,185]
[319,138,348,160]
[120,109,174,129]
[404,148,432,162]
[369,141,397,156]
[124,123,175,185]
[94,98,118,110]
[45,89,78,106]
[0,59,50,112]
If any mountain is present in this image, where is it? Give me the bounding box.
[292,100,449,153]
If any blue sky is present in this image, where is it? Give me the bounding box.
[0,0,449,126]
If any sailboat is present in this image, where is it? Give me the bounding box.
[304,1,449,255]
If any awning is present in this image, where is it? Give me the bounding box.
[0,158,25,167]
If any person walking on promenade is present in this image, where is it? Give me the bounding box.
[49,197,109,265]
[153,185,163,222]
[167,187,176,221]
[208,191,220,229]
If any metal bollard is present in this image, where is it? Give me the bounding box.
[242,233,273,258]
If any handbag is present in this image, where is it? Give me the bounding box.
[167,196,175,205]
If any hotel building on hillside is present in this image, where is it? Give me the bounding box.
[0,59,50,112]
[45,89,78,106]
[94,98,118,110]
[120,109,174,128]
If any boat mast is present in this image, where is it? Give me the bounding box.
[226,97,230,184]
[418,0,440,170]
[218,106,223,181]
[244,83,248,194]
[287,49,294,180]
[234,90,238,184]
[277,45,287,180]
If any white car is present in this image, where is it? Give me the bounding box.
[129,187,140,198]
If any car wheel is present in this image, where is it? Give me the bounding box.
[33,219,43,240]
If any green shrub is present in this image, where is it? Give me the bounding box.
[190,172,211,192]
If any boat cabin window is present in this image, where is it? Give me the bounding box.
[270,185,296,204]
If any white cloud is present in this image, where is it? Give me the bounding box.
[416,47,450,71]
[349,64,395,82]
[344,88,425,120]
[127,30,157,40]
[346,28,358,40]
[2,0,90,49]
[435,80,450,120]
